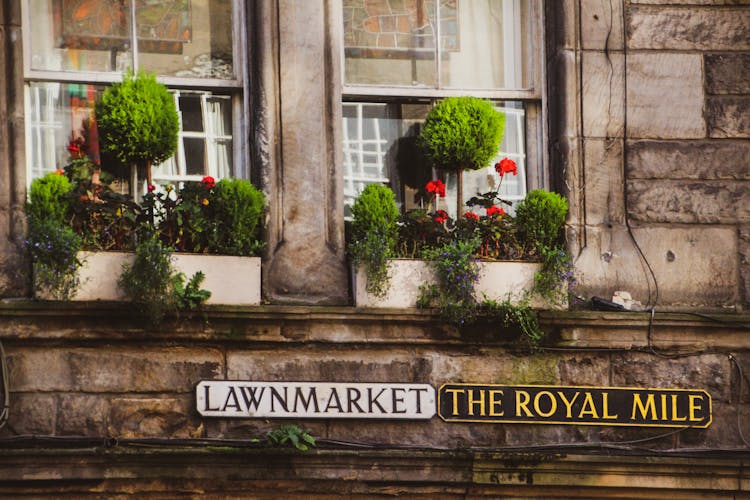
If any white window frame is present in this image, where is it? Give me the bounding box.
[21,0,248,182]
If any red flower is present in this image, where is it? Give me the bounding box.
[426,179,446,198]
[147,184,156,192]
[54,169,65,176]
[434,209,449,224]
[495,158,517,177]
[486,205,505,217]
[464,211,479,221]
[201,176,216,189]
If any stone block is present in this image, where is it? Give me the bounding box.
[611,352,731,401]
[108,397,200,438]
[57,394,108,436]
[707,97,750,138]
[740,225,750,306]
[627,6,750,50]
[227,348,432,383]
[627,140,750,180]
[580,0,624,50]
[627,179,750,223]
[632,225,738,308]
[678,402,749,448]
[0,394,56,435]
[583,138,625,225]
[557,355,611,386]
[546,0,577,51]
[625,53,705,139]
[706,54,750,95]
[8,348,223,392]
[582,52,624,138]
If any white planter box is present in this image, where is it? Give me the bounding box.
[38,251,261,305]
[353,259,562,310]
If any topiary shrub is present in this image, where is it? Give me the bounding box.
[209,178,266,256]
[95,70,179,190]
[514,189,568,251]
[348,183,400,297]
[418,97,505,216]
[26,171,73,225]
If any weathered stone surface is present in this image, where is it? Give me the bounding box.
[706,54,750,95]
[740,226,750,307]
[57,394,109,436]
[8,348,223,392]
[627,140,750,180]
[0,394,56,435]
[574,224,739,308]
[627,6,750,50]
[558,356,611,386]
[627,179,750,223]
[264,0,348,305]
[582,52,624,138]
[612,352,731,400]
[580,0,624,50]
[625,53,705,139]
[228,348,432,382]
[707,97,750,138]
[583,138,625,225]
[108,397,200,438]
[631,0,750,4]
[678,402,749,448]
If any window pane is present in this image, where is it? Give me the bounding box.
[27,82,104,178]
[342,100,526,217]
[441,0,531,89]
[29,0,133,73]
[183,137,206,175]
[343,0,531,90]
[343,0,437,87]
[138,0,234,79]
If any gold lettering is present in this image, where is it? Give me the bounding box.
[533,391,557,418]
[578,392,600,419]
[557,391,580,418]
[489,390,504,416]
[671,394,687,422]
[468,389,486,416]
[689,394,704,422]
[445,388,465,416]
[631,393,657,421]
[602,392,618,420]
[660,394,668,421]
[516,390,533,417]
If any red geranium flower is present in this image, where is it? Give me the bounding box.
[434,209,449,224]
[201,176,216,189]
[147,184,156,193]
[464,211,479,221]
[426,179,446,198]
[486,205,505,217]
[494,158,517,177]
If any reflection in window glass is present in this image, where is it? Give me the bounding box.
[28,0,234,79]
[343,0,530,89]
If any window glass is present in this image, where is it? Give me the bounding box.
[28,0,234,79]
[343,0,531,89]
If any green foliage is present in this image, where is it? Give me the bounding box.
[419,97,505,172]
[119,234,179,325]
[349,184,400,297]
[210,179,266,255]
[418,238,481,325]
[26,219,82,300]
[481,297,543,345]
[174,271,212,309]
[95,70,179,170]
[26,172,73,225]
[514,189,568,251]
[266,425,316,452]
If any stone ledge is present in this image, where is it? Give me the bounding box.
[0,445,747,496]
[0,301,749,349]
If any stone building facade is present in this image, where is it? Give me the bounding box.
[1,0,749,497]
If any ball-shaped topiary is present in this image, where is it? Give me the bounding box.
[418,96,505,172]
[95,70,179,184]
[515,189,569,251]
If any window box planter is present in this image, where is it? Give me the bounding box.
[353,259,563,310]
[36,251,261,305]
